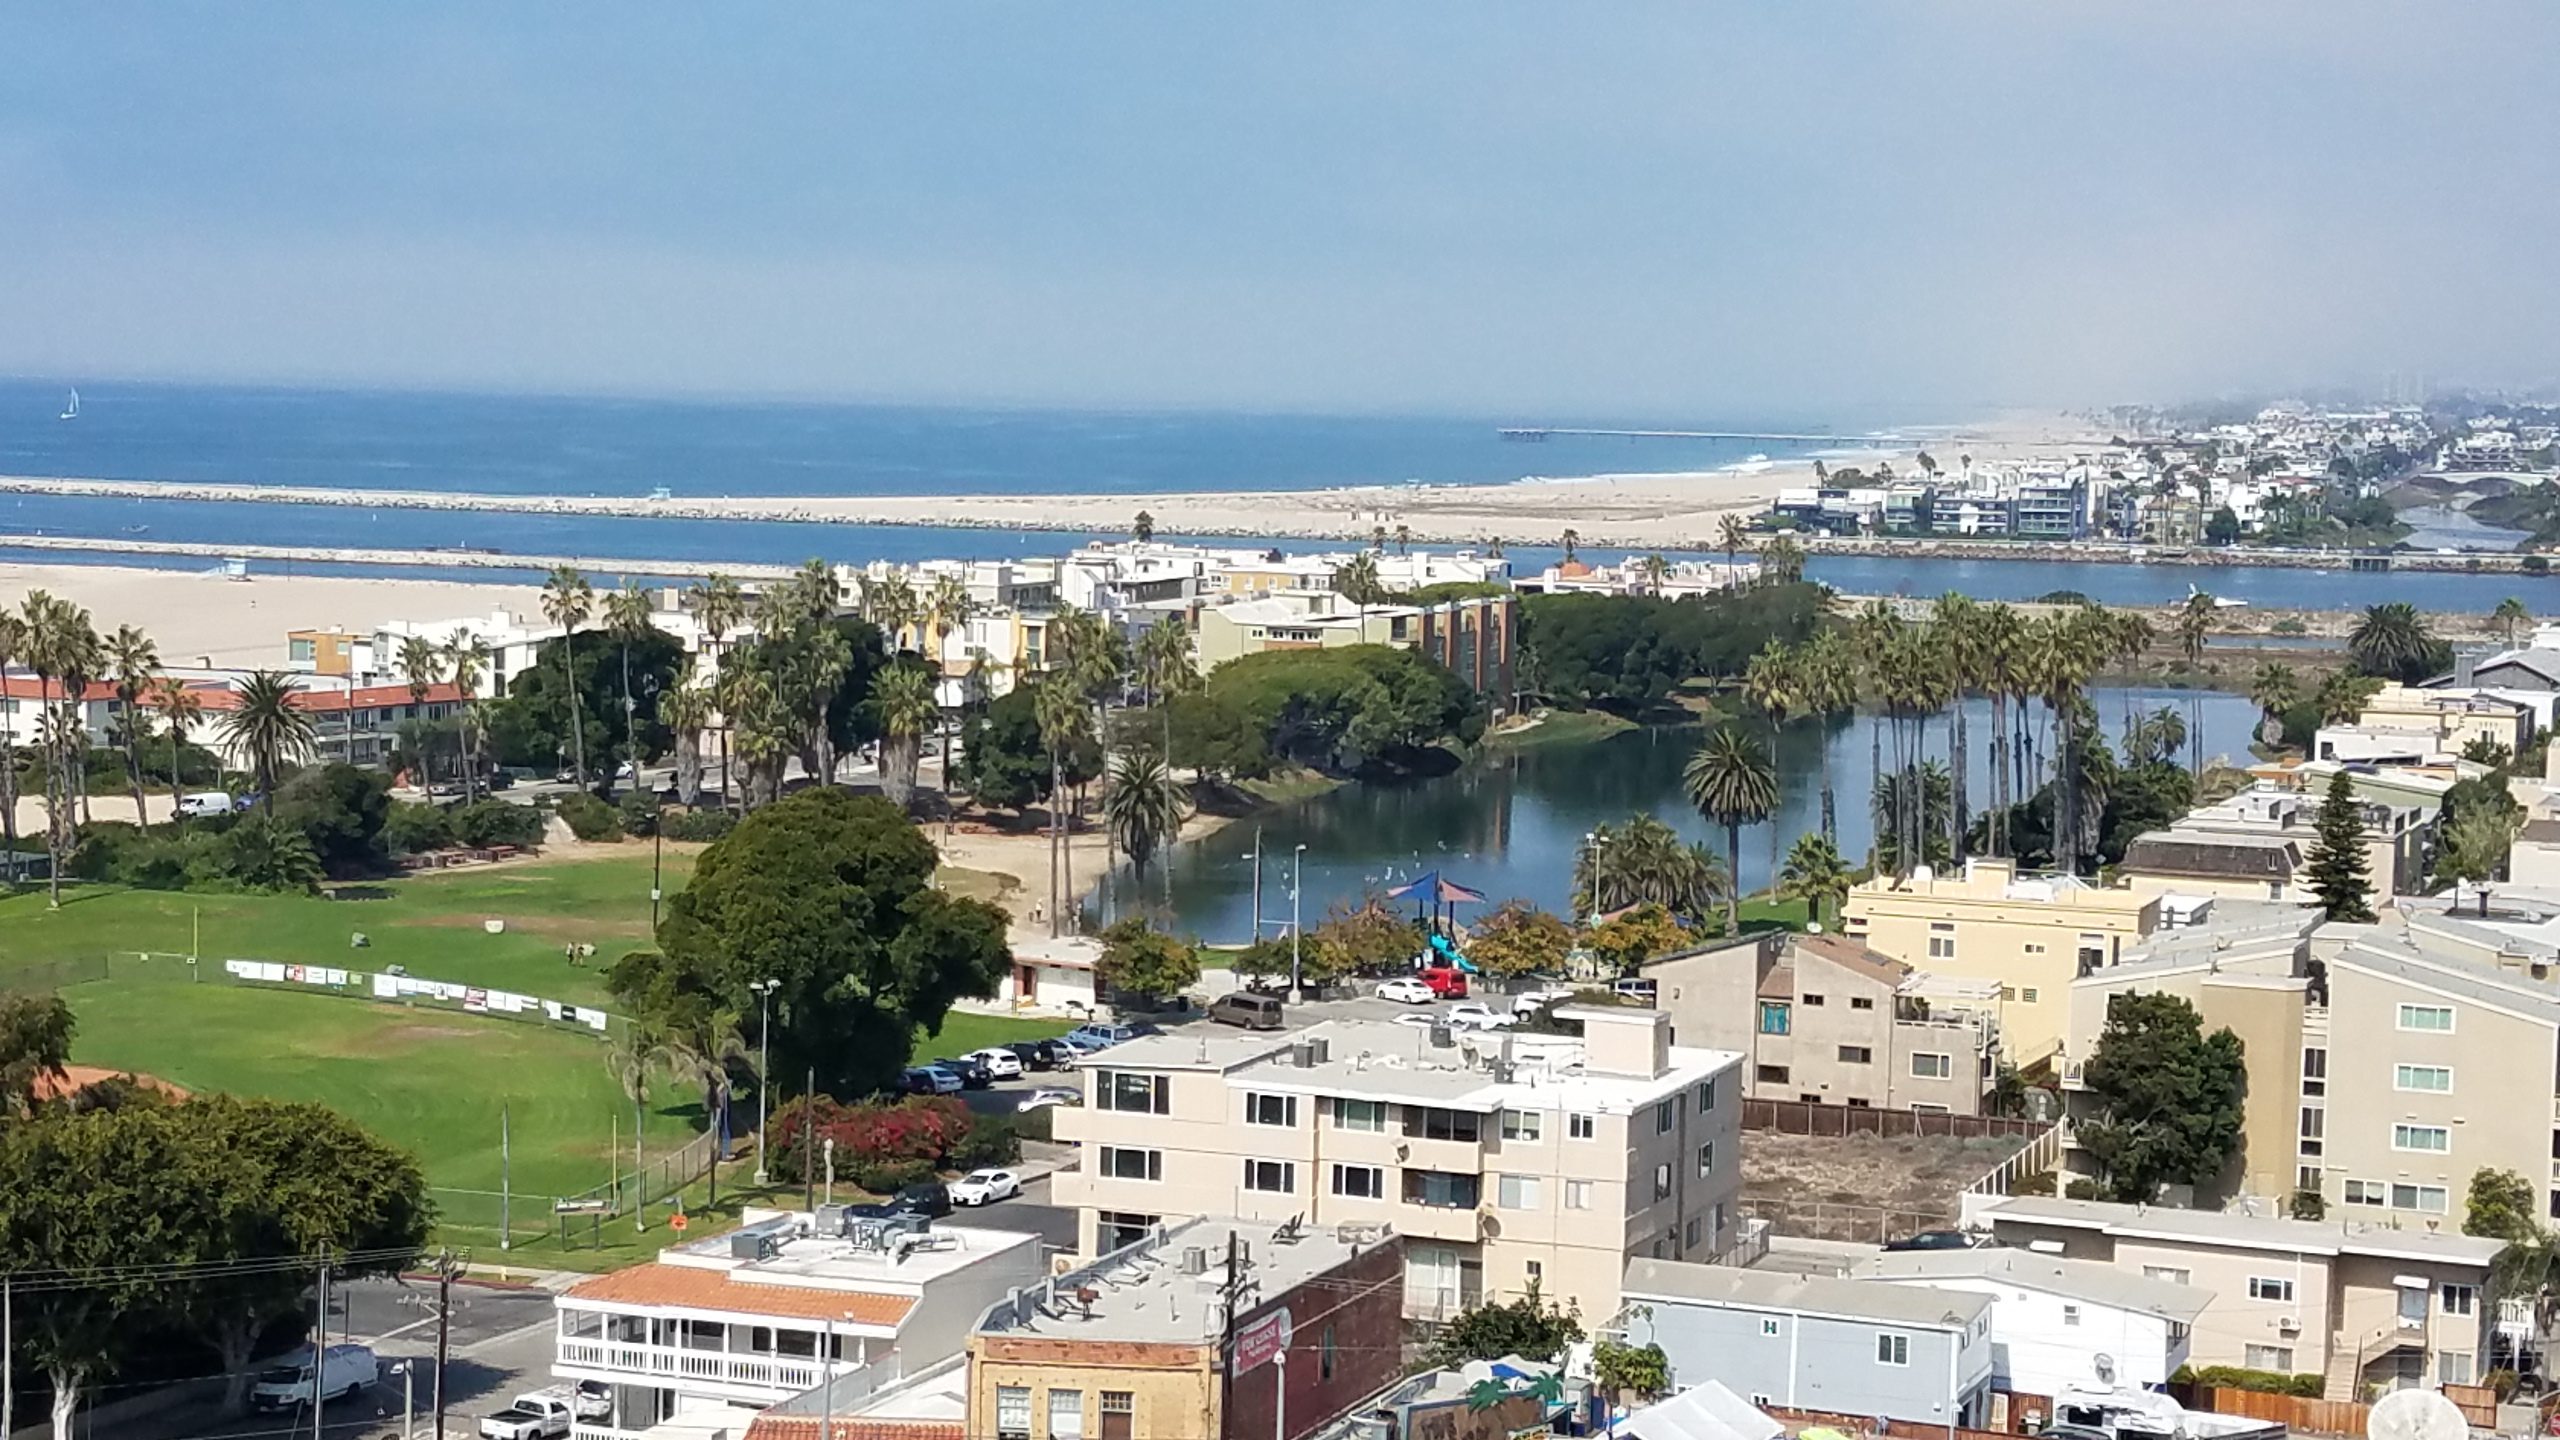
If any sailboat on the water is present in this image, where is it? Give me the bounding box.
[57,388,78,421]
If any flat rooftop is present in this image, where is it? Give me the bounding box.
[978,1216,1383,1346]
[1623,1256,1990,1330]
[1979,1196,2506,1267]
[635,1207,1043,1295]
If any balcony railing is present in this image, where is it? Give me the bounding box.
[557,1338,831,1394]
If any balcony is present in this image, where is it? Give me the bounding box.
[556,1337,834,1396]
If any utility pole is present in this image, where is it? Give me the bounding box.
[5,1273,14,1440]
[803,1065,817,1212]
[310,1257,330,1440]
[1290,844,1307,1001]
[1249,827,1262,943]
[432,1250,456,1440]
[500,1103,512,1250]
[751,979,779,1184]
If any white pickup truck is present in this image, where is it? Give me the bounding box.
[479,1385,609,1440]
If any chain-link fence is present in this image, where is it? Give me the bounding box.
[1738,1197,1961,1245]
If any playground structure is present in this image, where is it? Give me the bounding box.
[1388,870,1488,975]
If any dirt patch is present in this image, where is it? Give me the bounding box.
[34,1064,191,1101]
[301,1019,489,1059]
[404,912,655,942]
[1742,1130,2025,1244]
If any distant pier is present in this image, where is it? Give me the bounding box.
[1497,427,1901,444]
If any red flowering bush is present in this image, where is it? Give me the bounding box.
[766,1094,974,1185]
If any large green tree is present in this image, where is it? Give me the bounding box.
[271,762,394,879]
[2076,991,2248,1202]
[1096,917,1201,1002]
[2304,769,2377,923]
[959,685,1098,815]
[0,992,74,1118]
[1203,645,1482,774]
[485,623,689,777]
[641,789,1010,1095]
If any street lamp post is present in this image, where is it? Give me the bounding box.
[390,1361,414,1440]
[1290,843,1307,1001]
[751,978,779,1185]
[1581,830,1600,923]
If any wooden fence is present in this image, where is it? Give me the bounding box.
[2186,1386,2368,1436]
[1763,1402,2012,1440]
[1743,1097,2051,1140]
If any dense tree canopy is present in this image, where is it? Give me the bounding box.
[2077,991,2247,1202]
[1201,645,1483,774]
[486,624,690,776]
[1522,583,1827,710]
[639,789,1010,1095]
[959,684,1100,814]
[1096,917,1201,1002]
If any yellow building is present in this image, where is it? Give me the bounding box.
[1842,858,2159,1066]
[1190,591,1515,697]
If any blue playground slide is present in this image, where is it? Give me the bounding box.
[1427,932,1479,973]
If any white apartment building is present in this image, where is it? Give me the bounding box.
[1855,1247,2208,1396]
[551,1208,1045,1440]
[1051,1008,1744,1324]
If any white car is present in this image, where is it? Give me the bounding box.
[1375,977,1436,1004]
[1444,1002,1516,1031]
[1017,1087,1082,1112]
[948,1168,1023,1206]
[967,1046,1026,1080]
[1510,986,1577,1016]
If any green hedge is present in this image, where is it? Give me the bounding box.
[554,792,623,842]
[662,809,736,843]
[2173,1364,2324,1397]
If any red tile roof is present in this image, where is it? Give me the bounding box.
[186,681,466,713]
[745,1420,960,1440]
[562,1263,917,1329]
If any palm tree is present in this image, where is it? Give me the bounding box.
[1639,554,1670,594]
[661,667,713,807]
[153,678,203,826]
[603,1022,682,1230]
[1759,534,1807,585]
[1104,750,1189,893]
[927,573,974,818]
[1034,676,1089,936]
[103,625,159,822]
[1741,641,1799,875]
[32,709,84,906]
[1334,553,1383,609]
[2173,593,2211,774]
[871,661,940,809]
[1976,603,2025,857]
[1776,833,1851,928]
[443,632,490,805]
[1718,513,1751,571]
[1369,524,1388,553]
[1682,726,1779,932]
[2349,602,2437,684]
[541,566,596,788]
[1133,510,1155,543]
[601,582,657,795]
[2495,596,2532,649]
[23,591,100,857]
[1574,815,1726,922]
[691,574,747,803]
[397,634,445,789]
[0,608,25,884]
[1393,523,1412,556]
[864,570,920,652]
[1559,528,1580,563]
[1797,628,1855,846]
[1934,594,1983,861]
[2248,663,2299,746]
[216,671,316,814]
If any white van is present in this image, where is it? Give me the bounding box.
[249,1343,379,1410]
[178,791,237,819]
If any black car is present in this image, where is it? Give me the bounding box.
[934,1056,994,1089]
[892,1181,952,1218]
[1006,1039,1068,1071]
[1882,1229,1980,1252]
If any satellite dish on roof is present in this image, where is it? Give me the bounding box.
[2367,1387,2467,1440]
[2092,1353,2116,1385]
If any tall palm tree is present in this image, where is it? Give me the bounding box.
[1034,676,1090,936]
[1759,534,1807,585]
[1776,833,1851,928]
[23,591,100,853]
[1933,594,1983,861]
[1393,523,1412,556]
[2248,663,2299,747]
[32,708,85,907]
[603,582,657,793]
[1639,554,1670,594]
[397,633,445,787]
[2349,602,2437,684]
[1976,603,2025,857]
[603,1021,682,1230]
[1134,614,1198,892]
[1559,528,1580,563]
[216,671,316,814]
[692,574,747,804]
[927,573,974,818]
[1797,628,1855,846]
[1369,524,1388,553]
[2173,593,2212,774]
[1133,510,1156,543]
[864,570,920,652]
[443,632,490,805]
[1104,750,1189,894]
[871,661,940,809]
[541,566,596,787]
[661,666,713,808]
[2494,596,2532,649]
[1718,513,1750,572]
[153,678,204,826]
[103,625,159,822]
[0,608,25,884]
[1574,815,1726,923]
[1333,553,1383,610]
[1740,641,1799,874]
[1682,726,1779,932]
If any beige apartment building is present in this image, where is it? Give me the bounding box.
[1974,1196,2504,1396]
[2065,900,2560,1230]
[1190,590,1516,698]
[1643,933,2001,1113]
[2118,783,2430,903]
[1844,859,2160,1066]
[1050,1008,1743,1324]
[2316,683,2535,766]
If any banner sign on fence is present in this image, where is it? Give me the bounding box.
[223,960,612,1032]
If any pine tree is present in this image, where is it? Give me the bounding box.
[2305,769,2376,923]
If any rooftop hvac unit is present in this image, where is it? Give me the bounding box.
[1181,1246,1210,1275]
[1305,1037,1330,1066]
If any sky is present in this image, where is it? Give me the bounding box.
[5,3,2559,419]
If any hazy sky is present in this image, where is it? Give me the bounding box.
[6,4,2558,418]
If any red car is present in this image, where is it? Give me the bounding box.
[1418,964,1470,999]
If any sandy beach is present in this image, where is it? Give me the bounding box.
[0,561,544,669]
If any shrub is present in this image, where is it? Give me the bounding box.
[850,1158,934,1194]
[556,792,624,842]
[766,1094,977,1184]
[2173,1364,2325,1397]
[617,792,660,838]
[953,1113,1022,1170]
[383,802,455,855]
[662,809,736,843]
[450,799,545,849]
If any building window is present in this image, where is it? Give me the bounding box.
[1098,1148,1163,1181]
[996,1387,1033,1440]
[1759,1001,1791,1036]
[1566,1179,1593,1210]
[1697,1141,1715,1176]
[1568,1112,1596,1141]
[1695,1078,1716,1111]
[1850,996,1875,1010]
[1245,1093,1298,1127]
[2394,1064,2453,1093]
[1100,1072,1170,1114]
[1755,1064,1791,1084]
[2301,1047,2326,1096]
[2392,1123,2451,1153]
[1403,1108,1482,1143]
[1685,1216,1702,1248]
[2443,1283,2478,1317]
[1802,993,1826,1007]
[2248,1277,2295,1303]
[1099,1392,1134,1440]
[2391,1183,2450,1213]
[2298,1107,2324,1157]
[2298,1165,2323,1193]
[2144,1265,2191,1285]
[1523,1260,1542,1286]
[1497,1174,1542,1209]
[1656,1099,1676,1134]
[1049,1388,1085,1440]
[1242,1159,1294,1193]
[1838,1045,1872,1065]
[2344,1179,2388,1208]
[1876,1334,1909,1366]
[2397,1003,2455,1032]
[1332,1164,1384,1199]
[1761,1318,1782,1337]
[2063,1304,2080,1326]
[1501,1109,1542,1142]
[1911,1052,1952,1080]
[1334,1098,1388,1132]
[2440,1351,2476,1387]
[2020,987,2039,1003]
[2244,1345,2294,1373]
[1653,1163,1672,1201]
[1403,1170,1480,1209]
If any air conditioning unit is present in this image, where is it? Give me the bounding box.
[2278,1316,2302,1335]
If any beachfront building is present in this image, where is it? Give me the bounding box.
[967,1216,1405,1440]
[1189,589,1515,699]
[1842,859,2160,1066]
[1970,1197,2502,1396]
[1050,1008,1745,1323]
[0,675,128,749]
[285,627,363,677]
[1640,933,2000,1114]
[1513,554,1757,598]
[190,677,470,772]
[551,1208,1046,1440]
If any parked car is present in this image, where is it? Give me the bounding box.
[1882,1229,1981,1252]
[901,1066,963,1096]
[933,1055,995,1089]
[1375,977,1436,1005]
[1053,1033,1113,1059]
[1017,1087,1082,1112]
[1002,1040,1059,1071]
[1510,986,1578,1016]
[178,791,239,819]
[1443,1002,1515,1031]
[1208,992,1286,1029]
[1417,964,1471,999]
[252,1344,379,1412]
[479,1386,608,1440]
[949,1168,1023,1206]
[1068,1021,1159,1048]
[967,1046,1026,1079]
[892,1180,952,1218]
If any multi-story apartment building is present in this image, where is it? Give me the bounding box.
[2119,783,2431,901]
[1843,858,2159,1065]
[1190,590,1515,699]
[1973,1197,2503,1397]
[550,1208,1045,1440]
[967,1216,1405,1440]
[192,678,469,771]
[1051,1008,1743,1323]
[1642,933,2000,1113]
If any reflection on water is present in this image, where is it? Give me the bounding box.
[1114,687,2262,942]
